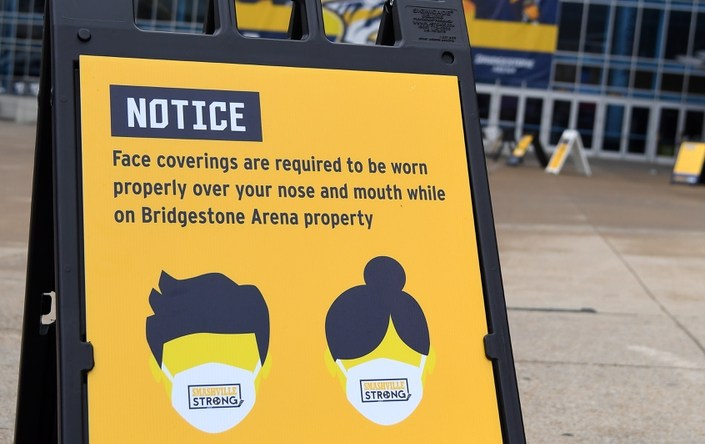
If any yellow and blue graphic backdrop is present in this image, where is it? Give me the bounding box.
[467,0,558,86]
[235,0,558,85]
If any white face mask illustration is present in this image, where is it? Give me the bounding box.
[162,360,262,433]
[336,356,426,426]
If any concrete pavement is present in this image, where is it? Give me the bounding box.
[489,158,705,443]
[1,120,705,442]
[0,121,34,443]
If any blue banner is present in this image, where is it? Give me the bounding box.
[466,0,558,87]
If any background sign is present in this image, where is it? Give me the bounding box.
[236,0,385,43]
[672,142,705,184]
[234,0,558,85]
[80,55,503,442]
[465,0,558,86]
[545,129,591,176]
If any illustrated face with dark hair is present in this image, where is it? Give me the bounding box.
[146,272,270,433]
[325,257,432,426]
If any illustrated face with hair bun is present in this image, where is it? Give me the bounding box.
[325,257,433,426]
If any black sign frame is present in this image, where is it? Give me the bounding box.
[15,0,525,442]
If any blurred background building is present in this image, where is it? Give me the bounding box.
[1,0,704,162]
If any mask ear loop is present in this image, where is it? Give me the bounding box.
[161,362,175,382]
[252,360,263,378]
[335,359,348,377]
[419,354,427,373]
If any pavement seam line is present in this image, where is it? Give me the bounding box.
[564,192,705,360]
[597,229,705,358]
[516,359,705,371]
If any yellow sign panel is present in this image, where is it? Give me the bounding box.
[80,55,501,442]
[547,143,568,171]
[465,19,557,53]
[511,135,533,158]
[673,142,705,184]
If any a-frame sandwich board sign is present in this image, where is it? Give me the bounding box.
[545,129,592,176]
[506,133,549,168]
[671,141,705,185]
[16,0,524,442]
